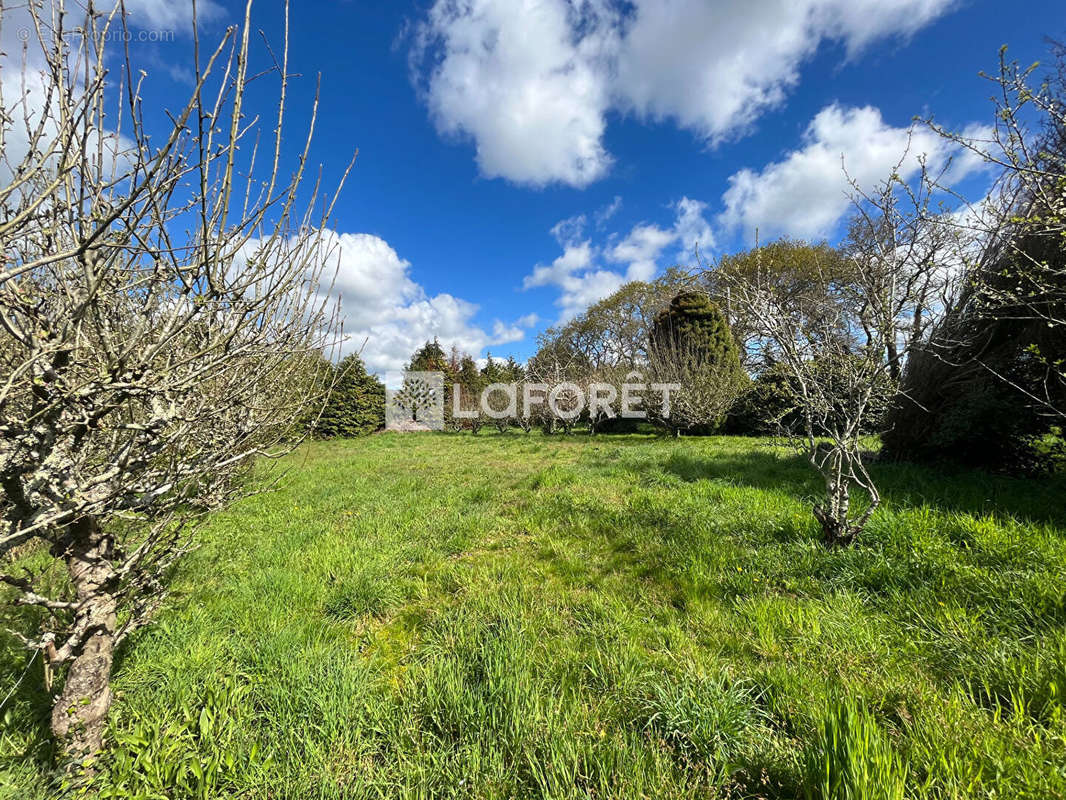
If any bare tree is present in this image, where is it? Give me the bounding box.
[646,334,748,437]
[712,163,951,545]
[923,47,1066,420]
[580,365,626,435]
[449,394,485,433]
[515,411,535,434]
[526,339,586,434]
[541,269,693,371]
[0,0,350,763]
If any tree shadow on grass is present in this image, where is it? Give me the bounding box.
[618,446,1066,528]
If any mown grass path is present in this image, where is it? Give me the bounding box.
[3,434,1065,798]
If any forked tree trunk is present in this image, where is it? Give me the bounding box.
[51,517,118,764]
[812,505,858,547]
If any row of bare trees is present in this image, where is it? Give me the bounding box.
[1,0,347,766]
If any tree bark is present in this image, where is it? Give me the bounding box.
[813,505,857,547]
[51,517,118,765]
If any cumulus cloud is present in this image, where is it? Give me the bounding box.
[410,0,615,187]
[314,232,534,374]
[523,240,596,291]
[122,0,224,31]
[526,196,713,321]
[613,0,953,143]
[609,223,677,281]
[673,197,716,260]
[410,0,956,186]
[718,104,991,239]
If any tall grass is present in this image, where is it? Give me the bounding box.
[1,433,1064,798]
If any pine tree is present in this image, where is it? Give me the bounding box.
[503,355,526,383]
[650,292,739,360]
[407,338,450,373]
[481,352,507,384]
[455,355,482,393]
[315,354,385,437]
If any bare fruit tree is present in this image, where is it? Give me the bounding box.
[713,162,954,546]
[0,0,350,763]
[926,47,1066,420]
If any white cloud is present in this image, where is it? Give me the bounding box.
[613,0,953,143]
[121,0,224,31]
[595,195,623,227]
[526,196,713,320]
[553,270,629,322]
[672,197,715,261]
[492,313,539,343]
[609,223,676,281]
[255,231,533,375]
[719,104,990,239]
[410,0,956,186]
[411,0,615,187]
[524,238,624,321]
[523,241,595,290]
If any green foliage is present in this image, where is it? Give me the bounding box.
[801,696,908,800]
[314,354,384,438]
[90,675,268,799]
[454,353,482,392]
[650,291,748,433]
[480,352,507,385]
[538,269,689,372]
[650,292,738,360]
[712,239,853,364]
[502,355,526,383]
[727,361,798,435]
[628,671,770,775]
[406,338,450,373]
[728,358,893,437]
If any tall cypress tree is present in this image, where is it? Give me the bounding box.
[407,339,450,373]
[649,292,747,434]
[650,292,744,372]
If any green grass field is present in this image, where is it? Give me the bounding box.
[3,433,1066,799]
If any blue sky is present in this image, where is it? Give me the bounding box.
[61,1,1066,372]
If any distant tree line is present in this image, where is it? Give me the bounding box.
[317,44,1064,550]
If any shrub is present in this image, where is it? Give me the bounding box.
[726,362,798,435]
[648,292,748,435]
[727,360,891,437]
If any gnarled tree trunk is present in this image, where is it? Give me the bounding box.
[51,517,117,764]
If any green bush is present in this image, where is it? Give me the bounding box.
[649,291,748,435]
[727,359,891,437]
[726,362,798,435]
